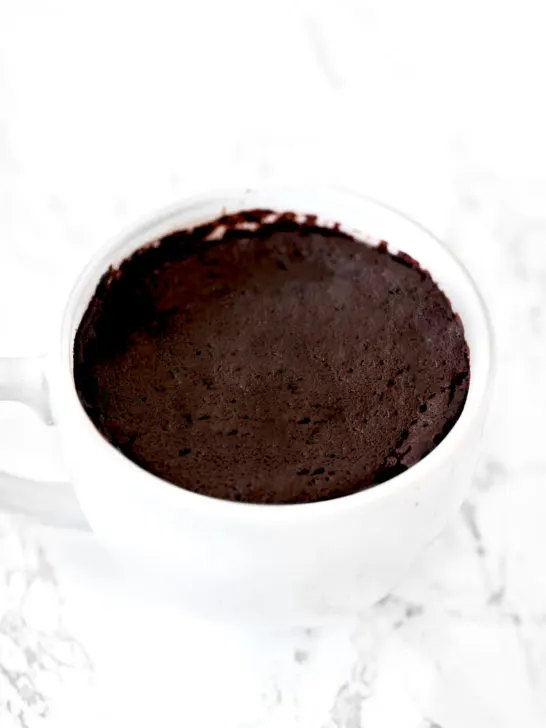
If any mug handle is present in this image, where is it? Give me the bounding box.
[0,356,89,529]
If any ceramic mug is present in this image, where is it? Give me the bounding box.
[0,186,494,626]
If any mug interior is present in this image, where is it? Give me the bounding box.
[58,185,494,512]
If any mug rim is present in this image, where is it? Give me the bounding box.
[54,184,495,522]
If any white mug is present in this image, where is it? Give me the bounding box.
[0,186,494,626]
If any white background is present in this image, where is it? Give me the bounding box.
[1,1,546,726]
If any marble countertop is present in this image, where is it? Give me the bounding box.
[1,1,546,726]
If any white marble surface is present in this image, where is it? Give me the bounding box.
[2,1,546,725]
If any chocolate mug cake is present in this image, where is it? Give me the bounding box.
[74,210,470,504]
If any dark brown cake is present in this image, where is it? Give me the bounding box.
[74,210,470,504]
